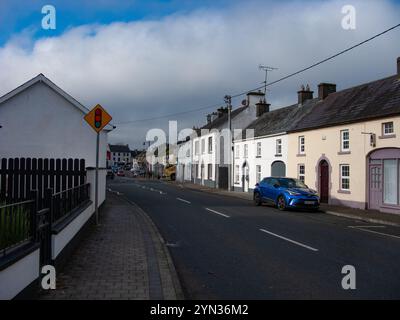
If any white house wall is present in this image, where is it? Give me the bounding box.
[233,134,288,192]
[0,81,108,168]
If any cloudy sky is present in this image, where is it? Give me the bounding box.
[0,0,399,148]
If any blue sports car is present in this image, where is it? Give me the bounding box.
[253,177,320,211]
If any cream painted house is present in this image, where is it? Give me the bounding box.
[287,58,400,214]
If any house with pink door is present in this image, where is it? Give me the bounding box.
[287,57,400,215]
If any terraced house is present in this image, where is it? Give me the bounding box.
[233,85,318,193]
[287,57,400,214]
[191,91,266,189]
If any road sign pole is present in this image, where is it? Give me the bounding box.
[95,132,99,225]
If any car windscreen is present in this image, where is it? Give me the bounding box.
[278,178,307,189]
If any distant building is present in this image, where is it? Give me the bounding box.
[109,144,131,167]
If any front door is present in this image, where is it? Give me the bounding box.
[369,163,383,210]
[319,160,329,203]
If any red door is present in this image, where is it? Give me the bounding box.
[369,164,383,210]
[319,160,329,203]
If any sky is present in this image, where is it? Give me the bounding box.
[0,0,400,148]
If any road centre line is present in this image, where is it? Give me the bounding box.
[205,208,230,218]
[177,198,191,204]
[259,228,319,252]
[348,226,400,240]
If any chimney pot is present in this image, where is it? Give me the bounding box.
[297,85,314,105]
[318,83,336,100]
[255,101,270,117]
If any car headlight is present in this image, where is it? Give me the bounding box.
[286,190,301,196]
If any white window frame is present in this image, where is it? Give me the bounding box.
[340,164,350,191]
[207,164,213,180]
[383,122,394,136]
[256,142,261,157]
[235,145,240,158]
[340,129,350,152]
[244,144,248,158]
[276,139,282,155]
[194,141,199,155]
[256,165,261,183]
[298,164,305,183]
[201,139,205,154]
[235,165,240,183]
[298,136,305,154]
[208,136,213,153]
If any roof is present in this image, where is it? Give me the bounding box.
[0,73,114,131]
[241,98,319,139]
[110,144,131,153]
[290,75,400,132]
[201,106,247,130]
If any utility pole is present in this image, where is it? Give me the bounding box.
[258,65,278,96]
[224,95,232,192]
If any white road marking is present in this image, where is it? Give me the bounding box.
[177,198,191,204]
[205,208,230,218]
[348,226,400,240]
[259,228,319,252]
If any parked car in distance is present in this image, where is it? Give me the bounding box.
[254,177,320,211]
[116,170,125,177]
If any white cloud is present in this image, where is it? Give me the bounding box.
[0,0,399,148]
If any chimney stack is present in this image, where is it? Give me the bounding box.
[318,83,336,100]
[206,114,211,124]
[297,84,314,106]
[217,107,228,118]
[397,57,400,77]
[255,99,270,117]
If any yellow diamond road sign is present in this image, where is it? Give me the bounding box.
[84,104,112,133]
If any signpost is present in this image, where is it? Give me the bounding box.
[84,104,112,225]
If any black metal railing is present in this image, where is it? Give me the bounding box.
[52,183,90,225]
[0,199,35,257]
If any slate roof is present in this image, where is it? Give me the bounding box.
[110,144,131,153]
[242,98,319,138]
[201,106,247,130]
[290,75,400,132]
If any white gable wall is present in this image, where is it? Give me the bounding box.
[0,81,107,168]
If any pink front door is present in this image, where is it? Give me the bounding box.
[369,164,383,210]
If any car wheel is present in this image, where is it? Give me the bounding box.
[254,192,262,206]
[277,196,286,211]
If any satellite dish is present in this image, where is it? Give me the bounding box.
[241,99,247,106]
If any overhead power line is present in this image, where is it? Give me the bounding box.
[115,22,400,125]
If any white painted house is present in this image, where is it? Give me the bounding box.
[0,74,113,299]
[191,91,267,189]
[233,87,319,193]
[176,139,192,182]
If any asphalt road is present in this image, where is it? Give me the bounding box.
[108,177,400,299]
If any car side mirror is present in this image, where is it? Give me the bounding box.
[255,183,260,187]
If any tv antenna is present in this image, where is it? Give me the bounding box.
[258,65,278,95]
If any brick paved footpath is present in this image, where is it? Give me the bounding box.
[39,191,183,300]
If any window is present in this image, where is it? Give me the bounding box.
[201,139,205,154]
[235,145,240,158]
[340,165,350,191]
[208,164,213,179]
[298,164,305,183]
[235,165,240,183]
[298,136,305,154]
[208,137,213,153]
[276,139,282,155]
[383,122,394,136]
[244,144,248,158]
[256,165,261,183]
[256,142,261,157]
[383,160,398,205]
[341,129,350,151]
[195,141,199,155]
